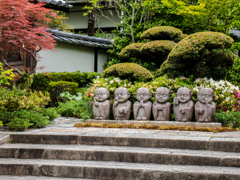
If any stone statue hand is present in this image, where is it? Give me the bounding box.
[140,101,144,107]
[118,108,123,114]
[113,101,118,107]
[94,101,99,107]
[174,97,179,106]
[198,108,204,114]
[180,108,185,114]
[158,105,163,111]
[206,98,212,105]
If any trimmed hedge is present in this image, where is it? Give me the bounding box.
[103,63,154,82]
[140,40,176,67]
[141,26,183,41]
[158,32,235,79]
[118,43,144,60]
[32,71,101,91]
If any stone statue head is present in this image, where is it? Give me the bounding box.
[176,87,192,103]
[197,88,215,104]
[94,87,110,102]
[135,87,152,102]
[155,87,171,103]
[114,87,130,103]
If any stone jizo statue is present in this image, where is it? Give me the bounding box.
[195,88,216,122]
[153,87,171,121]
[93,87,111,120]
[113,87,131,120]
[134,87,152,121]
[174,87,194,122]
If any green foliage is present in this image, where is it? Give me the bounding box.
[60,91,83,101]
[215,111,240,128]
[103,63,154,82]
[118,43,144,61]
[140,40,176,68]
[48,81,78,106]
[39,107,60,121]
[158,32,235,79]
[6,110,51,131]
[226,57,240,85]
[57,100,93,119]
[32,71,101,92]
[0,62,15,86]
[0,121,3,127]
[141,26,183,41]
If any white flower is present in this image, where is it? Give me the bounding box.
[110,80,114,84]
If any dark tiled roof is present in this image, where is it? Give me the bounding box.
[38,0,73,8]
[50,29,113,48]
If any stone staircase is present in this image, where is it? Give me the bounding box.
[0,128,240,179]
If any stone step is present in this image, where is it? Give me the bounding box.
[0,144,240,168]
[0,175,92,180]
[9,133,240,152]
[0,158,239,179]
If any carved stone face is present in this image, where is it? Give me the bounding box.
[94,87,110,102]
[135,87,152,102]
[197,88,214,104]
[114,87,130,103]
[155,87,170,103]
[176,87,192,103]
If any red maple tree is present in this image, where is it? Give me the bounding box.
[0,0,56,75]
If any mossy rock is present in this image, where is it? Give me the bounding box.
[103,63,154,82]
[118,43,144,60]
[141,26,183,41]
[157,32,235,79]
[140,40,176,67]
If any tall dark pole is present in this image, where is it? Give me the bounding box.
[87,1,95,36]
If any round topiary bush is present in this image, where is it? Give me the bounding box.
[103,63,154,82]
[174,34,189,43]
[141,26,183,41]
[140,40,176,67]
[118,43,144,60]
[157,32,235,79]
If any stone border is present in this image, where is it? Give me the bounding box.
[0,133,10,145]
[85,119,222,128]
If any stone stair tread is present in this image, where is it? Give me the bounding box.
[1,143,240,157]
[0,158,240,174]
[0,175,92,180]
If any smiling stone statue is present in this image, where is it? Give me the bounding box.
[113,87,131,120]
[174,87,194,122]
[152,87,171,121]
[93,87,111,120]
[134,87,152,121]
[195,88,216,122]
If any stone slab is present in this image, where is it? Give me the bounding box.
[0,144,240,167]
[0,133,9,145]
[0,176,91,180]
[0,158,240,179]
[85,119,222,128]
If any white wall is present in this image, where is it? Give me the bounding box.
[37,41,108,73]
[230,30,240,37]
[65,6,120,29]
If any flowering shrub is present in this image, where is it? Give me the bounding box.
[118,43,144,60]
[86,76,240,114]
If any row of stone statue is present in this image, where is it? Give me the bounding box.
[93,87,216,123]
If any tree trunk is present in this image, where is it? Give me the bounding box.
[87,1,95,36]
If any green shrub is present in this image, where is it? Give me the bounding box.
[174,34,189,43]
[0,121,3,127]
[215,111,240,128]
[140,40,176,67]
[226,57,240,85]
[48,81,78,106]
[39,107,60,121]
[118,43,144,60]
[141,26,183,41]
[57,99,93,119]
[103,63,154,82]
[32,71,101,91]
[158,32,235,79]
[6,110,51,131]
